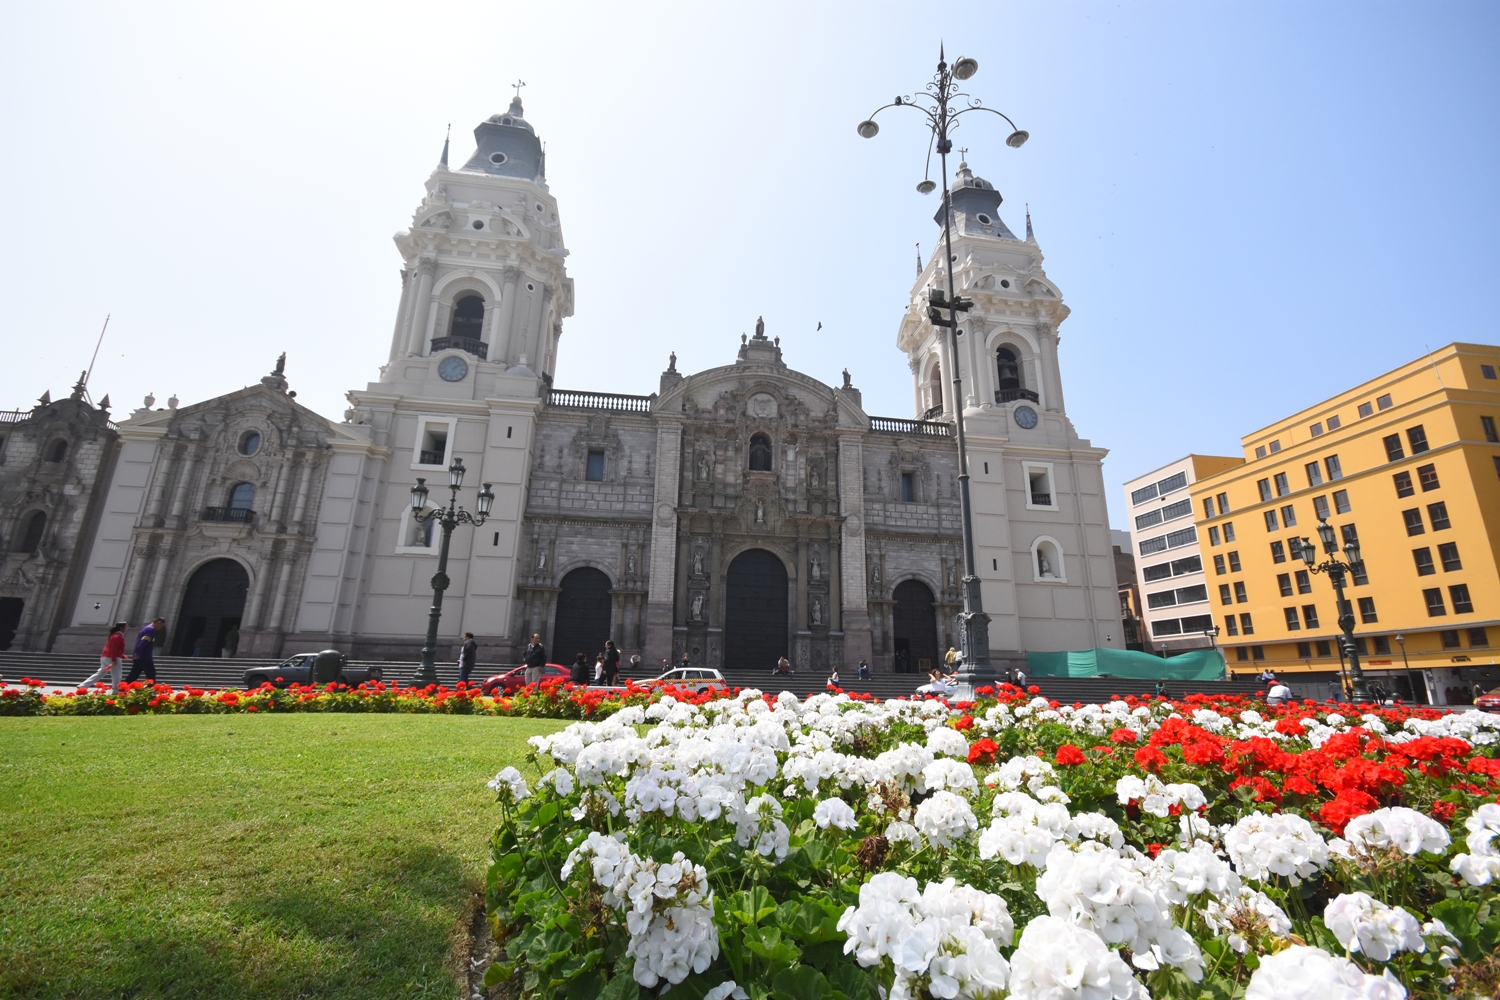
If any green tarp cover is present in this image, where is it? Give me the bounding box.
[1026,647,1226,681]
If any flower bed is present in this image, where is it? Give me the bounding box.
[484,686,1500,999]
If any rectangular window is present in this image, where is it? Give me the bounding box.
[1424,588,1447,616]
[1310,422,1323,438]
[1203,498,1215,520]
[1234,581,1248,603]
[1166,526,1198,548]
[415,421,451,467]
[1252,644,1265,660]
[1143,563,1174,583]
[1235,645,1248,660]
[1333,489,1351,514]
[1357,596,1377,623]
[1313,495,1330,519]
[1373,635,1391,654]
[1393,471,1414,497]
[1494,456,1500,479]
[1161,499,1193,522]
[1157,472,1188,495]
[1176,585,1208,605]
[1438,541,1462,572]
[1383,434,1404,461]
[1305,461,1324,487]
[1269,440,1282,453]
[1295,569,1312,594]
[1340,523,1359,546]
[1135,510,1162,530]
[1147,590,1178,610]
[1151,618,1183,636]
[901,472,915,502]
[1213,554,1226,575]
[1219,584,1234,606]
[1402,508,1425,535]
[585,450,606,481]
[1173,555,1202,574]
[1441,629,1462,649]
[1469,628,1490,648]
[1207,526,1220,546]
[1280,505,1297,527]
[1223,522,1236,542]
[1228,551,1242,572]
[1327,415,1342,430]
[1482,415,1498,443]
[1225,615,1239,637]
[1358,401,1374,418]
[1377,393,1393,410]
[1274,472,1290,496]
[1427,501,1450,529]
[1130,483,1158,505]
[1407,425,1430,454]
[1413,547,1435,575]
[1450,584,1474,614]
[1216,493,1230,515]
[1240,614,1255,635]
[1297,641,1313,658]
[1270,540,1286,563]
[1277,573,1293,597]
[1255,446,1267,459]
[1316,640,1334,657]
[1482,364,1497,380]
[1325,455,1343,480]
[1264,510,1279,531]
[1302,604,1320,629]
[1180,614,1214,632]
[1418,464,1440,491]
[1352,561,1370,586]
[1256,478,1273,502]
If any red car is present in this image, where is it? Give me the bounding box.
[1475,687,1500,714]
[480,663,571,695]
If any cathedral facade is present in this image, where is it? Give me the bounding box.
[57,98,1119,672]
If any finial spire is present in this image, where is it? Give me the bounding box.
[1025,203,1034,241]
[440,123,450,167]
[915,241,922,276]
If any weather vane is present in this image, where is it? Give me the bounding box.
[512,79,526,99]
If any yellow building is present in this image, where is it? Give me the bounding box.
[1190,343,1500,704]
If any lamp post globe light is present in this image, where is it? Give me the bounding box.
[1290,519,1371,703]
[857,46,1028,686]
[408,457,494,686]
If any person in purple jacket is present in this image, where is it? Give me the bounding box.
[126,617,165,683]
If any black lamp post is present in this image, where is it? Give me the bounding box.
[409,458,494,686]
[1395,633,1420,704]
[1291,519,1370,703]
[857,46,1029,686]
[1201,624,1224,678]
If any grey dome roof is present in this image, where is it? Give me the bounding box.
[460,97,544,180]
[948,162,995,192]
[933,161,1017,239]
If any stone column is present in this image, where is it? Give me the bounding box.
[837,433,874,669]
[167,450,201,523]
[492,267,521,366]
[1037,321,1066,413]
[144,446,179,525]
[142,546,174,622]
[120,543,153,624]
[643,419,683,667]
[269,452,294,526]
[291,455,315,528]
[962,319,984,408]
[243,551,273,631]
[404,258,437,356]
[387,268,413,364]
[267,550,296,633]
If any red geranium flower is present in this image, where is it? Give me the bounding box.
[954,715,975,731]
[1319,789,1379,834]
[1109,728,1138,744]
[968,738,998,765]
[1055,744,1086,766]
[1133,745,1168,772]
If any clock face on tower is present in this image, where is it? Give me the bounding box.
[1013,404,1039,429]
[438,355,469,382]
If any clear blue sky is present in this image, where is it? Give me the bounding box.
[2,1,1495,526]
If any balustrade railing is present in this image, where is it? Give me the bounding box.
[429,336,489,360]
[996,387,1040,403]
[869,416,953,437]
[1030,493,1052,506]
[202,506,255,524]
[546,388,655,413]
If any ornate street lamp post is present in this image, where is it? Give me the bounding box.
[857,47,1028,686]
[1291,518,1371,703]
[408,458,494,686]
[1395,633,1421,705]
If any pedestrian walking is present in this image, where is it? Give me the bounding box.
[80,622,128,693]
[458,632,478,683]
[944,647,958,670]
[602,641,621,685]
[523,633,546,687]
[593,653,605,684]
[125,617,164,683]
[1015,666,1028,689]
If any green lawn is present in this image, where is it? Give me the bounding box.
[0,714,564,999]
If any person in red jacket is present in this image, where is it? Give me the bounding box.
[79,622,128,694]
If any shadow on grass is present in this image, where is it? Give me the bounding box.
[1,845,473,1000]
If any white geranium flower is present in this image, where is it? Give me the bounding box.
[927,726,970,758]
[913,790,979,849]
[1245,945,1407,1000]
[1448,803,1500,886]
[922,758,979,795]
[1223,812,1330,882]
[1007,915,1145,1000]
[487,766,530,802]
[813,797,858,831]
[1342,807,1450,857]
[1323,892,1424,961]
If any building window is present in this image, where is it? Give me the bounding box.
[1357,596,1377,623]
[415,419,452,468]
[1131,483,1158,505]
[1297,641,1313,657]
[1225,615,1239,637]
[1269,440,1282,454]
[1203,498,1215,520]
[1441,630,1462,649]
[1256,479,1272,502]
[1302,604,1320,629]
[1437,541,1462,572]
[1305,462,1323,487]
[1328,415,1342,430]
[1377,394,1393,410]
[1424,588,1447,616]
[1255,446,1267,459]
[1402,508,1424,535]
[239,431,261,456]
[1207,526,1220,546]
[1313,495,1330,520]
[1392,471,1414,498]
[1333,489,1351,513]
[44,438,68,463]
[1309,423,1323,438]
[449,294,486,340]
[1325,455,1343,480]
[1216,493,1230,515]
[1277,573,1293,597]
[1213,554,1226,575]
[1280,505,1297,527]
[1482,364,1497,380]
[584,450,606,481]
[1468,627,1489,647]
[1373,635,1390,654]
[228,482,255,509]
[1482,415,1498,443]
[1234,581,1248,603]
[1450,585,1474,615]
[1406,425,1430,454]
[1417,464,1440,491]
[1264,510,1279,531]
[748,433,773,472]
[1284,607,1302,631]
[996,347,1022,390]
[1270,540,1286,563]
[1383,434,1404,462]
[1223,522,1236,542]
[1252,644,1265,660]
[1143,563,1173,583]
[1413,547,1435,575]
[1427,502,1450,530]
[1358,401,1374,418]
[16,511,46,553]
[1240,613,1255,635]
[900,472,915,503]
[1228,551,1241,571]
[1025,464,1058,508]
[1219,584,1234,606]
[1295,569,1312,594]
[1274,472,1290,496]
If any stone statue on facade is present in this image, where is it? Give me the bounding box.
[537,550,546,570]
[754,499,765,524]
[691,593,704,620]
[811,554,821,581]
[1038,552,1055,579]
[755,316,765,338]
[697,455,710,481]
[627,552,637,575]
[809,464,820,487]
[811,599,822,626]
[692,549,704,576]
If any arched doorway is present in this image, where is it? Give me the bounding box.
[173,559,249,656]
[553,568,612,666]
[724,549,788,672]
[892,579,939,674]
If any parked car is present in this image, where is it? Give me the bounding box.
[243,652,381,689]
[650,667,728,693]
[1476,687,1500,714]
[481,663,571,695]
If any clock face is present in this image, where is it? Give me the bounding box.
[438,356,469,382]
[1013,404,1039,429]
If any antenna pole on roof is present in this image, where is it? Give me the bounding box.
[84,314,110,388]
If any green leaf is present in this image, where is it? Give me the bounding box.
[1431,898,1483,962]
[537,800,559,824]
[482,961,514,988]
[771,964,830,999]
[563,970,606,999]
[743,925,802,964]
[597,968,641,1000]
